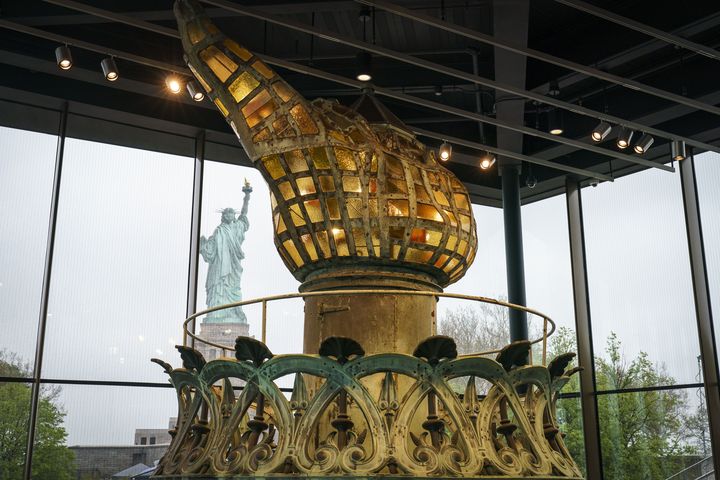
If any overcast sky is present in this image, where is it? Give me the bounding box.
[0,125,717,446]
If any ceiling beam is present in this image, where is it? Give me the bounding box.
[0,17,609,179]
[358,0,720,117]
[413,126,612,181]
[198,0,720,158]
[0,9,672,173]
[554,0,720,61]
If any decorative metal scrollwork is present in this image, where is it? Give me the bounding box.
[153,336,582,478]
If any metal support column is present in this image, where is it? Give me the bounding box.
[23,102,68,480]
[502,165,528,342]
[679,151,720,475]
[186,130,205,346]
[565,177,603,480]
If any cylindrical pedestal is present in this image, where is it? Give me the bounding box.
[300,267,441,355]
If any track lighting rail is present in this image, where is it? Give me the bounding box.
[357,0,720,118]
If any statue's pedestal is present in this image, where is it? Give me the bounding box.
[196,321,249,360]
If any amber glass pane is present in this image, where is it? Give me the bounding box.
[410,228,427,243]
[316,231,331,258]
[342,176,361,193]
[457,239,468,256]
[386,177,407,194]
[385,155,404,176]
[310,147,331,169]
[286,150,309,173]
[391,244,401,259]
[433,190,450,206]
[304,200,323,223]
[272,81,294,103]
[278,181,294,200]
[328,130,348,143]
[389,226,404,239]
[245,100,277,129]
[213,98,229,117]
[326,198,341,220]
[296,177,316,196]
[242,89,271,120]
[253,128,271,143]
[369,178,377,194]
[444,209,458,227]
[353,229,369,256]
[415,184,431,202]
[272,116,294,138]
[346,198,363,218]
[282,239,304,267]
[454,193,470,210]
[200,45,237,82]
[334,148,357,171]
[459,214,472,232]
[446,235,458,251]
[223,39,252,61]
[262,155,285,180]
[228,71,259,103]
[319,176,335,192]
[417,203,442,222]
[288,203,305,226]
[187,22,205,44]
[368,199,378,218]
[444,258,459,273]
[252,60,274,79]
[276,215,286,234]
[388,199,409,216]
[406,247,433,263]
[434,254,449,268]
[290,104,318,135]
[426,230,442,246]
[300,234,318,261]
[332,228,350,256]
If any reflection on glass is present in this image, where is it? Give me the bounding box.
[38,384,176,480]
[0,126,57,376]
[42,136,194,382]
[598,389,710,480]
[584,169,699,385]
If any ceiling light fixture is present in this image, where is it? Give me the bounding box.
[479,152,496,170]
[633,133,654,154]
[356,51,372,82]
[438,141,452,161]
[187,81,204,101]
[671,140,687,161]
[165,75,183,94]
[55,45,73,70]
[548,108,564,135]
[591,121,612,142]
[548,79,560,97]
[616,126,633,149]
[434,85,443,96]
[101,56,119,81]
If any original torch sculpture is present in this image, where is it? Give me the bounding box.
[152,1,583,478]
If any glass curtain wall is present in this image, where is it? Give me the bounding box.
[582,167,709,480]
[0,123,59,480]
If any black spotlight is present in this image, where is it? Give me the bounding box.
[438,141,452,161]
[616,127,634,149]
[548,108,563,135]
[633,134,654,154]
[479,152,496,170]
[55,45,73,70]
[591,121,612,142]
[187,81,205,101]
[356,52,372,82]
[671,140,687,161]
[101,57,119,81]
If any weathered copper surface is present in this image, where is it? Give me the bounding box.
[153,337,582,479]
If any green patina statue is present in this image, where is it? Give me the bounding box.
[199,179,252,323]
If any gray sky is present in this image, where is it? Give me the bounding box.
[0,125,716,446]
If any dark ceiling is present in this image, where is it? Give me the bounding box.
[0,0,718,205]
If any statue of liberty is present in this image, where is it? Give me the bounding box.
[200,179,252,323]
